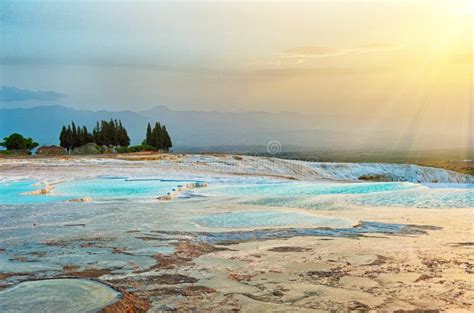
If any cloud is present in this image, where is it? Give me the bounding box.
[280,43,403,59]
[248,43,403,69]
[282,46,346,58]
[0,86,65,102]
[252,67,388,77]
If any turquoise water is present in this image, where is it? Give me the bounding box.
[0,279,120,312]
[352,187,474,208]
[210,182,416,197]
[207,182,473,209]
[194,210,354,229]
[0,178,195,205]
[0,177,466,288]
[0,180,69,205]
[54,178,194,200]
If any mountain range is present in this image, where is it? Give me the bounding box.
[0,105,468,151]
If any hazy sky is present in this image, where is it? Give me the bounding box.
[0,0,472,145]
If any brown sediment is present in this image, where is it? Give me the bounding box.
[393,309,441,313]
[0,272,33,280]
[140,285,216,298]
[365,255,391,266]
[44,235,114,247]
[267,246,310,252]
[63,223,86,227]
[228,273,254,282]
[143,274,198,285]
[111,274,199,286]
[12,256,33,262]
[358,174,392,182]
[67,197,92,203]
[22,187,51,195]
[415,274,432,282]
[181,285,216,296]
[111,247,134,255]
[28,251,47,257]
[135,236,162,241]
[114,152,184,162]
[174,241,228,257]
[135,241,229,273]
[148,253,191,271]
[62,266,116,278]
[99,288,150,313]
[22,181,54,196]
[449,242,474,247]
[0,283,12,290]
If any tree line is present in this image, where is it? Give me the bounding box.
[59,119,130,151]
[59,120,172,152]
[143,122,172,151]
[93,120,130,147]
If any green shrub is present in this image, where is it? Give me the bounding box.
[116,144,157,153]
[116,146,129,153]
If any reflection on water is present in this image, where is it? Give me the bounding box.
[0,279,120,312]
[209,182,416,197]
[0,180,68,205]
[205,182,473,209]
[0,176,470,286]
[195,221,435,244]
[194,210,355,229]
[54,178,196,200]
[0,178,196,204]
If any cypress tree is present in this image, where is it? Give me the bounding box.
[71,122,78,149]
[149,123,158,148]
[118,120,130,147]
[162,125,172,151]
[145,123,152,146]
[156,122,164,149]
[78,127,84,146]
[101,120,108,146]
[59,125,67,149]
[112,119,118,146]
[93,122,99,145]
[82,126,92,144]
[65,126,73,152]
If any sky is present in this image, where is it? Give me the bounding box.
[0,0,472,148]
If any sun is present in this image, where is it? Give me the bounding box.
[467,0,474,13]
[453,0,474,15]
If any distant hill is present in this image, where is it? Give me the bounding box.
[0,105,333,148]
[0,105,469,151]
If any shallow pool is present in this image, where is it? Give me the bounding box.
[0,279,120,312]
[54,178,196,200]
[194,210,355,229]
[0,178,197,205]
[204,182,473,209]
[0,180,69,205]
[209,181,416,197]
[352,187,474,208]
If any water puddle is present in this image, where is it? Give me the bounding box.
[208,182,416,197]
[204,182,473,209]
[0,279,120,312]
[194,221,439,244]
[194,210,355,229]
[0,178,200,204]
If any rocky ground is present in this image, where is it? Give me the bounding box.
[0,155,472,312]
[91,207,472,312]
